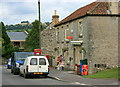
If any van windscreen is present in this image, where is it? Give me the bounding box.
[39,58,46,65]
[30,58,37,65]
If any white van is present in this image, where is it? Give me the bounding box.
[19,56,50,78]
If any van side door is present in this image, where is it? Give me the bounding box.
[38,58,48,72]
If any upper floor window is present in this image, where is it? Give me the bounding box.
[79,22,83,38]
[65,29,69,40]
[56,31,59,43]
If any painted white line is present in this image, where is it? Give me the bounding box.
[71,82,87,85]
[54,77,61,80]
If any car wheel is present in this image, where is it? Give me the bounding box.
[13,70,16,75]
[11,69,13,73]
[19,72,22,76]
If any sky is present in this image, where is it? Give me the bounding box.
[0,0,97,25]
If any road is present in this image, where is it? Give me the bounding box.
[2,65,72,85]
[1,65,119,87]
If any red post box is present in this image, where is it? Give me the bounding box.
[34,49,41,56]
[82,65,88,75]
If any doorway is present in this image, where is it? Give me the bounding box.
[73,48,76,70]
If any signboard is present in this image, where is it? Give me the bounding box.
[67,36,73,39]
[82,65,88,75]
[71,41,83,46]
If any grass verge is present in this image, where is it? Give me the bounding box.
[83,68,120,80]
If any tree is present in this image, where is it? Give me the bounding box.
[1,22,18,59]
[24,20,43,51]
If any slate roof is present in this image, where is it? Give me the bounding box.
[55,2,109,26]
[7,32,27,41]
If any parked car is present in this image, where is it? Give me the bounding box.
[11,60,24,74]
[7,58,11,69]
[19,56,50,78]
[11,52,34,75]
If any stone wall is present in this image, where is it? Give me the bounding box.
[119,16,120,68]
[41,26,57,66]
[55,19,84,70]
[82,16,118,74]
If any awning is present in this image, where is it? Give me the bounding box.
[71,41,83,46]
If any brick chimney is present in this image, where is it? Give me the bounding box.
[108,1,119,14]
[51,10,59,26]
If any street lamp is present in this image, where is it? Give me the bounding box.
[38,0,41,49]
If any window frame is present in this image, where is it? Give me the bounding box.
[30,58,37,65]
[39,58,46,65]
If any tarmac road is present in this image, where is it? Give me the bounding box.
[2,65,71,85]
[2,65,119,87]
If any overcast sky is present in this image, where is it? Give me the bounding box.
[0,0,96,25]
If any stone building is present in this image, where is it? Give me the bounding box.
[41,10,59,66]
[20,21,30,26]
[41,1,119,74]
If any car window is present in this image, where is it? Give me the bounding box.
[30,58,37,65]
[39,58,46,65]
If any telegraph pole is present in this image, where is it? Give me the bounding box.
[38,0,41,49]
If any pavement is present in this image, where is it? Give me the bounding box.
[49,67,120,85]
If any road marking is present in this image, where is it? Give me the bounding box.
[71,82,87,85]
[54,77,61,80]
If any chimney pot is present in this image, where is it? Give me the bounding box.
[54,10,56,15]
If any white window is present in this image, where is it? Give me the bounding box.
[56,28,60,42]
[65,29,69,41]
[30,58,37,65]
[39,58,46,65]
[79,22,83,37]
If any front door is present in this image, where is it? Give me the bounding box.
[73,48,76,70]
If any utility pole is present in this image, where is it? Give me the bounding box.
[38,0,41,49]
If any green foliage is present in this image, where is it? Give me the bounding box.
[7,29,32,32]
[1,22,18,59]
[6,21,50,32]
[6,24,32,30]
[24,20,44,51]
[44,22,50,27]
[83,68,119,80]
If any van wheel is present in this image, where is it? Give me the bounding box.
[44,74,48,78]
[24,73,28,78]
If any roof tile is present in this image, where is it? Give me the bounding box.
[55,2,109,26]
[7,32,27,41]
